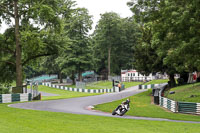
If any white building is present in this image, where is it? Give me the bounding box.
[121,70,154,82]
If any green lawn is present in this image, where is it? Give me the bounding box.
[64,81,112,89]
[143,79,169,85]
[95,89,200,122]
[65,81,142,90]
[122,82,142,88]
[38,85,100,100]
[0,103,199,133]
[166,82,200,103]
[86,81,113,89]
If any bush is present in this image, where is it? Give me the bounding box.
[0,84,11,94]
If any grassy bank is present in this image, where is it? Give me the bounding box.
[65,81,142,89]
[95,89,200,122]
[143,79,169,85]
[1,103,199,133]
[64,81,112,89]
[166,82,200,103]
[38,85,100,100]
[122,82,142,88]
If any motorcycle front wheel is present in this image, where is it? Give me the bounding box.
[112,110,117,115]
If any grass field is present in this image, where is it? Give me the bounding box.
[143,79,169,85]
[86,81,113,89]
[122,82,142,88]
[65,81,142,89]
[64,81,112,89]
[95,89,200,122]
[0,103,199,133]
[166,82,200,103]
[38,85,100,100]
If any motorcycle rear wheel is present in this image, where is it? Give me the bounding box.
[119,110,127,116]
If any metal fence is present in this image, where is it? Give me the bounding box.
[159,97,200,115]
[108,76,121,81]
[76,81,86,89]
[159,97,177,112]
[178,102,200,115]
[122,77,151,82]
[42,82,121,93]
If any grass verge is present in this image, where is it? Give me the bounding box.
[165,82,200,103]
[64,81,112,89]
[122,82,142,88]
[143,79,169,85]
[95,89,200,122]
[85,81,113,89]
[38,85,100,100]
[0,103,199,133]
[65,81,142,89]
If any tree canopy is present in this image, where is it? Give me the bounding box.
[0,0,75,90]
[92,12,140,77]
[128,0,200,86]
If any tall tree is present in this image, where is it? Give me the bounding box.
[114,17,141,72]
[0,0,75,91]
[93,12,122,77]
[57,8,93,82]
[93,13,140,76]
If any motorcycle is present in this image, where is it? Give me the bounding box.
[112,99,130,116]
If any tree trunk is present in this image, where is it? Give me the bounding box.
[180,72,189,83]
[78,69,83,82]
[169,74,176,87]
[71,71,75,85]
[58,71,63,83]
[108,47,111,79]
[14,0,23,92]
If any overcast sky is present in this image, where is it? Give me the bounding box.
[75,0,133,32]
[0,0,133,33]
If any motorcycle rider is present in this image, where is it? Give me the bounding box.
[115,98,130,114]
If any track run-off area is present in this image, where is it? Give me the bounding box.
[9,86,200,124]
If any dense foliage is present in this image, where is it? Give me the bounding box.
[92,12,140,77]
[128,0,200,86]
[0,0,75,88]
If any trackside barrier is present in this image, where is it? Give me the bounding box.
[178,102,200,115]
[159,97,200,115]
[138,84,159,89]
[0,93,32,104]
[42,82,120,93]
[159,97,177,112]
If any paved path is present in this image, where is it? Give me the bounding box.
[9,86,200,124]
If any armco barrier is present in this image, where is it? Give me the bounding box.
[159,97,177,112]
[42,82,120,93]
[0,93,32,103]
[139,84,159,89]
[159,97,200,115]
[178,102,200,115]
